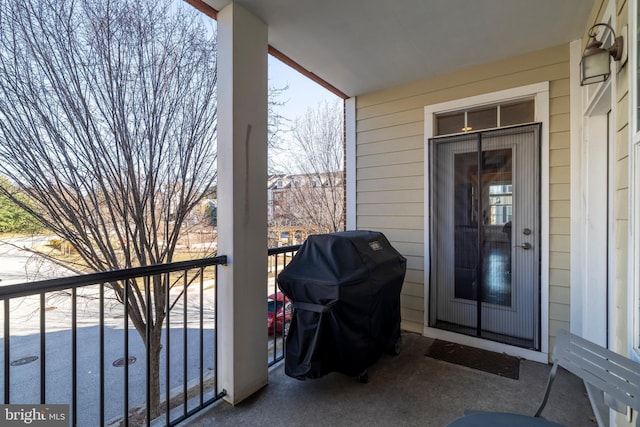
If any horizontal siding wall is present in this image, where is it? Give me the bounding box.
[614,0,630,358]
[355,44,572,345]
[548,77,571,351]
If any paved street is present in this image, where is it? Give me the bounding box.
[0,235,72,286]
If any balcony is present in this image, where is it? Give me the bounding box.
[187,332,594,427]
[0,245,593,427]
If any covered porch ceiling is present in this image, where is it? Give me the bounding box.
[205,0,593,97]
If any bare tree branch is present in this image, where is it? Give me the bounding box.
[277,100,344,233]
[0,0,217,417]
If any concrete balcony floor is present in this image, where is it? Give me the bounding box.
[184,332,594,427]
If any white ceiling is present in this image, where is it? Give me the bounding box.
[206,0,593,97]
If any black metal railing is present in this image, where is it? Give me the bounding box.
[267,245,300,367]
[0,256,227,427]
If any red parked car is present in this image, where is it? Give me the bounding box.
[268,292,292,336]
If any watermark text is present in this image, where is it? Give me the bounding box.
[0,405,68,426]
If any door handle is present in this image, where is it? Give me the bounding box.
[516,242,532,250]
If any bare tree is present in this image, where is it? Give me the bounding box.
[268,84,289,149]
[267,83,290,175]
[282,100,344,233]
[0,0,217,419]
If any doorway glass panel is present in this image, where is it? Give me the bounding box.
[452,149,513,306]
[467,107,497,132]
[437,112,465,135]
[501,100,534,126]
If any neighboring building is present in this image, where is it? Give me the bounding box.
[267,173,344,234]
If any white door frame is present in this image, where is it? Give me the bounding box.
[423,82,550,363]
[572,73,615,348]
[570,0,618,348]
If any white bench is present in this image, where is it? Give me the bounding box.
[446,329,640,427]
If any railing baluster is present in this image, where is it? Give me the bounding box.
[4,298,10,404]
[40,293,45,404]
[199,267,204,406]
[165,271,170,427]
[72,288,77,427]
[100,283,105,427]
[277,253,282,362]
[183,271,188,418]
[145,275,151,427]
[214,264,219,398]
[124,281,129,427]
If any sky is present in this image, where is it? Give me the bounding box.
[268,55,341,127]
[189,4,340,140]
[267,55,342,172]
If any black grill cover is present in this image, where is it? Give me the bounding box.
[277,230,406,380]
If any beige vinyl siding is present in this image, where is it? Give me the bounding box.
[548,75,572,347]
[355,43,572,346]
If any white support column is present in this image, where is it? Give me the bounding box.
[217,2,268,404]
[345,97,356,230]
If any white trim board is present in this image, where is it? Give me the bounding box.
[629,0,640,363]
[571,0,617,349]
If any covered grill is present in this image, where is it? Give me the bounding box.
[277,230,406,381]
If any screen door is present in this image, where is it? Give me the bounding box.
[429,124,540,349]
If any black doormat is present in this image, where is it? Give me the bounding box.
[425,340,520,379]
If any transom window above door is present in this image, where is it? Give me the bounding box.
[435,99,535,136]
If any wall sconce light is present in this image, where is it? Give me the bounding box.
[580,23,624,86]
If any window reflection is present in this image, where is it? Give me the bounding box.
[435,99,535,136]
[501,101,534,126]
[436,112,465,135]
[467,107,497,131]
